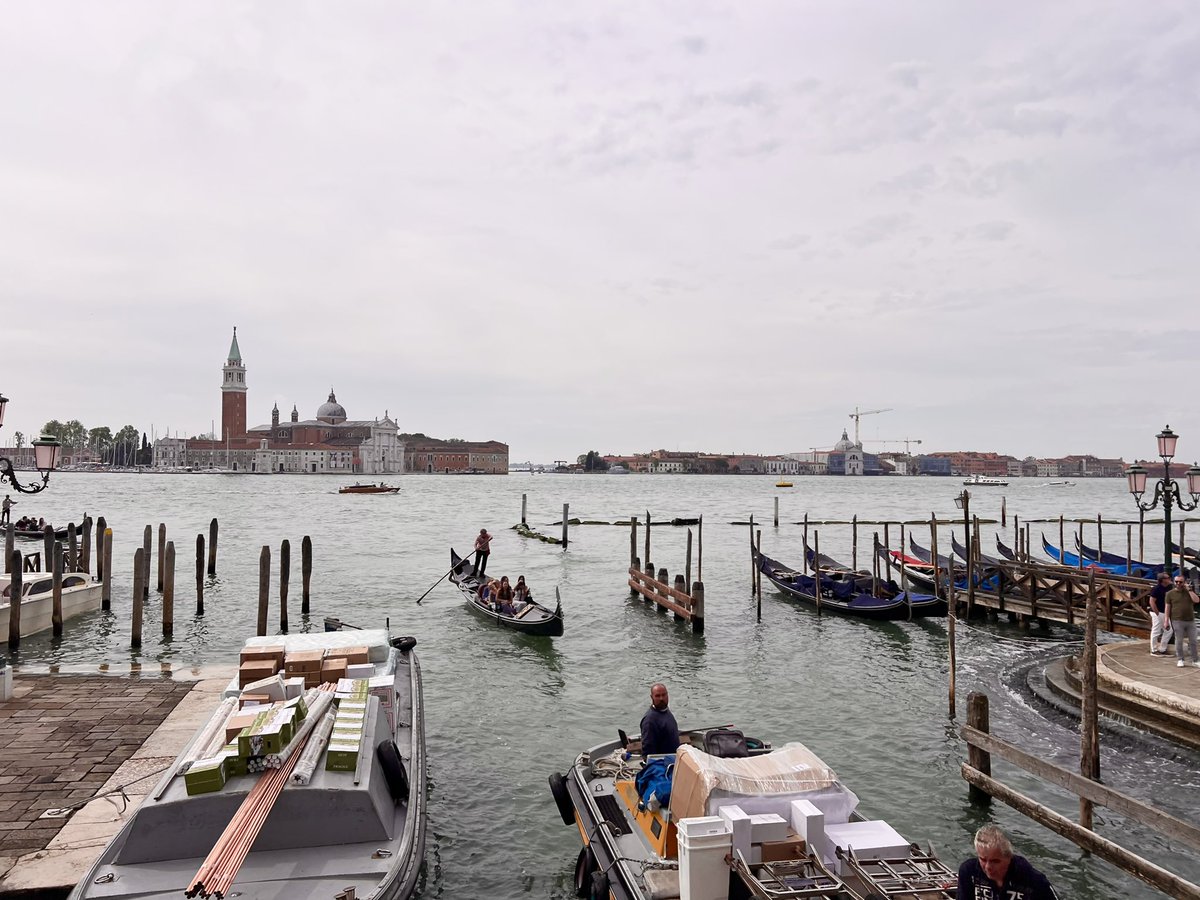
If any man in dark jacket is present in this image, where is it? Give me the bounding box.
[639,683,680,756]
[957,825,1057,899]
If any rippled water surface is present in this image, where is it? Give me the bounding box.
[6,473,1199,898]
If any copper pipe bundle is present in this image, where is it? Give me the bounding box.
[186,685,339,898]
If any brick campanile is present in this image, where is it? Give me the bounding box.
[220,327,248,441]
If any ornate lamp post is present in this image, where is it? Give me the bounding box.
[1126,425,1200,573]
[0,393,63,494]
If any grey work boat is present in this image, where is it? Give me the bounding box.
[69,627,426,900]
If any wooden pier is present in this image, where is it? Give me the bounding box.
[626,513,705,633]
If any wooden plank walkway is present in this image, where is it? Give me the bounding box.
[0,669,233,898]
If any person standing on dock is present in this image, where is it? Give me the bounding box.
[1165,575,1200,668]
[957,825,1058,899]
[639,683,680,756]
[1,495,13,525]
[1149,573,1173,655]
[473,528,492,577]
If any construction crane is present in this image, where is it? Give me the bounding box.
[848,407,893,446]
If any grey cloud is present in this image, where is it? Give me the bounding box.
[680,36,708,55]
[959,221,1015,242]
[845,214,912,247]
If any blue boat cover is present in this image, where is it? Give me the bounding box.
[636,755,675,807]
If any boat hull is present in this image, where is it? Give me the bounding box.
[0,578,102,638]
[758,550,945,619]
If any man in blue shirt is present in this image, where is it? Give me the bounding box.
[957,825,1057,900]
[639,683,680,756]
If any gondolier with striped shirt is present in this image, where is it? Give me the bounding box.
[473,528,492,577]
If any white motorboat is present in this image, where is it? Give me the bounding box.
[962,474,1009,486]
[0,571,102,638]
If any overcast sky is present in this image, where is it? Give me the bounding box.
[3,3,1198,464]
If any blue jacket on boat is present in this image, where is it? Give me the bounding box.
[639,705,680,756]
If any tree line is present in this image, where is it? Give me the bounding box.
[23,420,150,467]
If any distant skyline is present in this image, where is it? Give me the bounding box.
[2,4,1198,464]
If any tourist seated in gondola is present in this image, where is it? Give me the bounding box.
[512,575,531,608]
[477,580,495,605]
[495,576,517,614]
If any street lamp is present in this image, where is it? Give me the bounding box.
[1126,425,1200,573]
[0,394,62,494]
[955,489,971,566]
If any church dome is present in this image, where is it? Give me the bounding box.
[833,429,856,452]
[316,389,347,424]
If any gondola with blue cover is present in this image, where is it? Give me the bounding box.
[757,548,945,619]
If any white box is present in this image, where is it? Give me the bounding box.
[749,813,789,844]
[346,663,374,679]
[717,804,752,863]
[823,820,910,875]
[283,677,305,699]
[790,799,828,864]
[241,674,286,702]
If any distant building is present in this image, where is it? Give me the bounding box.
[152,329,404,474]
[826,429,888,475]
[404,438,508,474]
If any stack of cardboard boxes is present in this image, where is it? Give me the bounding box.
[183,695,309,795]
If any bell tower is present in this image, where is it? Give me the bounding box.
[220,327,248,441]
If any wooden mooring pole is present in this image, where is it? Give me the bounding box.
[157,523,166,591]
[131,548,145,648]
[644,511,651,572]
[66,523,77,573]
[51,543,63,637]
[1001,496,1007,528]
[302,535,312,614]
[521,493,527,526]
[280,539,290,633]
[1080,568,1100,829]
[208,518,219,576]
[163,541,175,637]
[95,516,107,580]
[685,529,693,589]
[561,503,569,550]
[966,692,991,804]
[755,530,762,623]
[697,515,703,583]
[7,553,22,649]
[813,531,822,615]
[257,546,270,637]
[774,496,779,528]
[802,514,809,574]
[101,528,113,610]
[851,515,858,572]
[81,515,92,573]
[195,534,205,615]
[42,525,53,578]
[141,526,151,598]
[3,524,12,575]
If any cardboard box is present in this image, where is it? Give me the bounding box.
[184,756,227,795]
[240,693,271,709]
[283,694,308,722]
[325,739,361,772]
[284,649,325,675]
[239,645,285,669]
[321,658,348,684]
[328,645,369,665]
[237,707,295,757]
[242,674,287,703]
[759,835,807,863]
[221,744,248,778]
[224,711,261,743]
[283,676,306,699]
[335,679,369,699]
[239,660,277,688]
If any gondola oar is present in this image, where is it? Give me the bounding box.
[416,559,467,605]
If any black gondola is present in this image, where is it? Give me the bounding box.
[950,533,1005,567]
[12,527,69,541]
[757,548,945,619]
[448,549,564,637]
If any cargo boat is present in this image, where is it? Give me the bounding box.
[69,628,426,900]
[549,726,955,900]
[0,571,102,638]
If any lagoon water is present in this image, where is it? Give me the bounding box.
[6,472,1199,898]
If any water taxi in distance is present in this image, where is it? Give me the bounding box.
[339,483,400,494]
[776,481,794,488]
[962,473,1008,486]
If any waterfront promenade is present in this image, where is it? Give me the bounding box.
[0,667,234,898]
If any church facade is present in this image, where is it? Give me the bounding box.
[153,330,403,474]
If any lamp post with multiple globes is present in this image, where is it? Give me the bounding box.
[1125,426,1200,574]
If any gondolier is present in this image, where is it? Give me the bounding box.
[1,495,13,525]
[473,528,492,577]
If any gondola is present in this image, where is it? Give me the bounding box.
[1040,535,1151,578]
[995,535,1018,561]
[11,526,69,541]
[950,533,1005,567]
[756,549,944,619]
[907,534,957,570]
[448,549,564,637]
[1074,538,1170,578]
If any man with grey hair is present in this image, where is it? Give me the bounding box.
[957,825,1057,899]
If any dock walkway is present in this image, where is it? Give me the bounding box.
[0,667,234,899]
